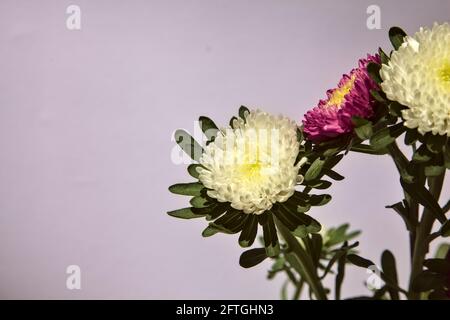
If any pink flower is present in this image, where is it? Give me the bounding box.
[303,54,381,143]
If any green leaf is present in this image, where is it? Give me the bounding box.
[296,127,304,143]
[386,201,413,231]
[306,179,332,189]
[354,122,373,140]
[426,134,447,154]
[174,129,203,161]
[445,143,450,169]
[347,254,374,269]
[389,101,407,117]
[335,242,348,300]
[167,207,204,219]
[435,243,450,259]
[198,116,219,141]
[424,259,450,274]
[271,256,286,272]
[367,62,382,84]
[310,234,323,267]
[323,168,345,181]
[229,116,238,128]
[239,105,250,120]
[304,158,326,181]
[259,213,280,257]
[315,138,349,157]
[404,129,419,146]
[379,47,390,64]
[211,211,248,234]
[389,26,407,50]
[168,182,204,196]
[370,89,386,103]
[400,178,446,223]
[190,196,210,208]
[201,225,221,237]
[325,224,361,247]
[381,250,399,300]
[412,143,433,162]
[370,123,405,150]
[281,279,289,300]
[275,204,320,237]
[192,203,228,221]
[412,270,446,292]
[440,220,450,237]
[424,165,445,177]
[308,194,332,206]
[321,241,359,279]
[187,164,202,179]
[350,144,388,155]
[239,248,268,268]
[323,154,344,170]
[239,215,258,247]
[352,116,370,127]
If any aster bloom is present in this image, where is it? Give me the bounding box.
[198,110,302,215]
[380,23,450,136]
[168,107,335,256]
[303,54,381,143]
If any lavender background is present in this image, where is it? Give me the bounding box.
[0,0,449,299]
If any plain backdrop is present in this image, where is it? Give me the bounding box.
[0,0,449,299]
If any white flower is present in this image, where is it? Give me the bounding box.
[380,22,450,136]
[197,110,305,215]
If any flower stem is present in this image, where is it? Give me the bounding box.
[408,173,445,300]
[386,142,419,260]
[274,217,328,300]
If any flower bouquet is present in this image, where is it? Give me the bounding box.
[167,23,450,300]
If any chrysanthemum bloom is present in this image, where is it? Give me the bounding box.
[168,107,329,254]
[198,110,303,215]
[303,54,381,143]
[380,23,450,136]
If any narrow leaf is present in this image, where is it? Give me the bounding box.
[370,123,405,150]
[440,220,450,237]
[381,250,399,300]
[168,182,204,196]
[187,164,202,179]
[389,26,407,50]
[167,207,204,219]
[199,116,219,141]
[239,105,250,120]
[304,158,325,181]
[239,248,268,268]
[400,178,446,223]
[367,62,382,84]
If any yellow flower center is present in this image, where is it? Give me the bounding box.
[239,162,263,181]
[326,75,356,108]
[438,62,450,85]
[234,141,272,184]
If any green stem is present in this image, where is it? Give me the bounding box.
[443,199,450,214]
[293,279,305,300]
[386,142,419,261]
[408,173,445,300]
[274,217,328,300]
